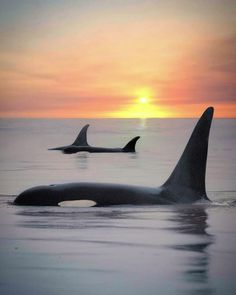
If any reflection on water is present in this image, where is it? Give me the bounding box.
[2,197,236,295]
[15,206,130,230]
[139,118,147,130]
[169,205,214,295]
[74,153,88,169]
[128,153,138,160]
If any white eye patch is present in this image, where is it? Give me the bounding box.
[58,200,97,207]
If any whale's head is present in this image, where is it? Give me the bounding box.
[14,185,58,206]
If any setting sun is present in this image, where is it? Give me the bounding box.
[111,90,170,118]
[139,97,148,104]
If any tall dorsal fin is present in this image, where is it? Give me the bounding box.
[123,136,140,152]
[163,107,214,196]
[72,124,90,146]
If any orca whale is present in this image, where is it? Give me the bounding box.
[14,107,214,206]
[48,124,140,154]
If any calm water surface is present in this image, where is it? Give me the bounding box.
[0,118,236,295]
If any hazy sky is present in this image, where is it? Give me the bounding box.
[0,0,236,118]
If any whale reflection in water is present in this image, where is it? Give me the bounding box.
[169,205,214,294]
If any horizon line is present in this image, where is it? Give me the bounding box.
[0,116,235,120]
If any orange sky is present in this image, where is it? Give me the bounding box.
[0,0,236,118]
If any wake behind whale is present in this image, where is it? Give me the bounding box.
[14,107,214,206]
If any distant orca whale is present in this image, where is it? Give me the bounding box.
[14,107,214,206]
[48,124,140,153]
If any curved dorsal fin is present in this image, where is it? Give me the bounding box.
[164,107,214,196]
[72,124,90,146]
[123,136,140,152]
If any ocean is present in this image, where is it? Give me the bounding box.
[0,118,236,295]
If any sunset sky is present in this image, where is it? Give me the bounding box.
[0,0,236,118]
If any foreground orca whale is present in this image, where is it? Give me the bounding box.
[14,107,214,206]
[48,124,140,154]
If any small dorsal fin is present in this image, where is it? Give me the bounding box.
[163,107,214,196]
[123,136,140,152]
[72,124,90,146]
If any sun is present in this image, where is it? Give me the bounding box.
[139,97,148,104]
[110,88,170,118]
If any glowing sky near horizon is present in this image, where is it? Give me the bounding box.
[0,0,236,118]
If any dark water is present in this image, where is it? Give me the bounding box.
[0,118,236,294]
